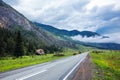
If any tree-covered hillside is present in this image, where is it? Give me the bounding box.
[0,28,63,57]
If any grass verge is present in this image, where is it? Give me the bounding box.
[90,51,120,80]
[0,48,77,73]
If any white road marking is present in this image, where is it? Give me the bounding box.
[63,53,88,80]
[44,64,56,69]
[16,54,82,80]
[16,63,56,80]
[16,70,47,80]
[16,64,56,80]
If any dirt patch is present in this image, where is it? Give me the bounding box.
[72,54,93,80]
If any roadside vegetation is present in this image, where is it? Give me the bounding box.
[0,48,79,72]
[91,50,120,80]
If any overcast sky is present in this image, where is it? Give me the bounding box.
[3,0,120,43]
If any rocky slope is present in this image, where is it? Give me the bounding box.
[0,0,76,48]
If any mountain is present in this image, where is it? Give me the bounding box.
[0,1,76,48]
[86,42,120,50]
[34,22,120,50]
[34,22,100,39]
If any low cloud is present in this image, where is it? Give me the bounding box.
[71,32,120,43]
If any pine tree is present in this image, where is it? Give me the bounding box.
[0,40,6,57]
[0,28,6,57]
[14,31,24,57]
[6,37,15,54]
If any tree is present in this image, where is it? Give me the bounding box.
[14,31,24,57]
[6,37,15,54]
[0,40,6,57]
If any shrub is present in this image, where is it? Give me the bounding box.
[73,53,78,55]
[92,50,103,54]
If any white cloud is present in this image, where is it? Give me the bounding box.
[86,0,120,10]
[3,0,120,30]
[71,32,120,43]
[3,0,90,29]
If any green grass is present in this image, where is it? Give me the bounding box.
[0,48,76,72]
[90,51,120,80]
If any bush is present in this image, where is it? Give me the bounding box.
[43,45,63,54]
[92,50,103,54]
[73,53,78,55]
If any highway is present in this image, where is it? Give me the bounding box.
[0,52,88,80]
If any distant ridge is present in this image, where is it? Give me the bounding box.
[34,22,100,38]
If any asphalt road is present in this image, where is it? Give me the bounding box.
[0,52,88,80]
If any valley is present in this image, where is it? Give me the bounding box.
[0,0,120,80]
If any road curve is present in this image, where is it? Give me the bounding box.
[0,52,88,80]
